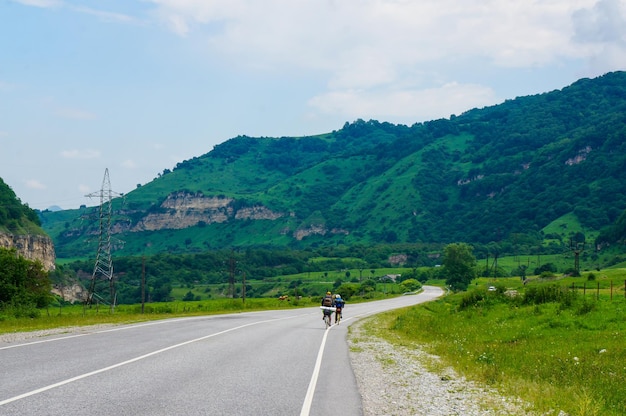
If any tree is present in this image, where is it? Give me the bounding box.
[400,278,421,292]
[442,243,476,291]
[0,248,52,310]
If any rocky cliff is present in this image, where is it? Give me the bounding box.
[0,232,56,271]
[112,192,289,233]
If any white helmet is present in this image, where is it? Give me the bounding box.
[335,294,341,299]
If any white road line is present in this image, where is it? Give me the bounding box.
[300,321,334,416]
[0,315,300,406]
[0,312,298,351]
[300,309,380,416]
[0,317,210,351]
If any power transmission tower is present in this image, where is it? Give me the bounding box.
[569,239,585,275]
[85,168,122,312]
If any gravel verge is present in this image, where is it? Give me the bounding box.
[347,318,548,416]
[0,325,116,344]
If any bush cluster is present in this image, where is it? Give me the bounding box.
[459,284,588,312]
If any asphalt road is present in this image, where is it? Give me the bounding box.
[0,286,444,416]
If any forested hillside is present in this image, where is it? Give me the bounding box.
[40,71,626,261]
[0,178,44,235]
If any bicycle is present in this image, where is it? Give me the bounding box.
[323,312,331,328]
[334,307,342,324]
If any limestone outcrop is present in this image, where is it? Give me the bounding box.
[0,232,56,271]
[122,192,288,233]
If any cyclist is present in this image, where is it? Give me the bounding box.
[321,291,334,322]
[333,294,345,324]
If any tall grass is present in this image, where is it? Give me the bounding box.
[370,283,626,415]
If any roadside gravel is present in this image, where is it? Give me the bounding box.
[0,325,116,344]
[347,318,552,416]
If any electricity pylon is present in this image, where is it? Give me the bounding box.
[569,238,585,275]
[85,168,122,312]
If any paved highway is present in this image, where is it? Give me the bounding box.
[0,286,443,415]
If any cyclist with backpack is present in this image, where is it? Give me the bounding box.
[321,291,334,322]
[333,294,345,324]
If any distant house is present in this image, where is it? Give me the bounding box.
[383,274,401,282]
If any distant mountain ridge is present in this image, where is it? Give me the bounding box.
[40,71,626,259]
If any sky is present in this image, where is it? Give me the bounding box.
[1,0,625,211]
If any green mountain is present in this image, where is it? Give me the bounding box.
[40,71,626,260]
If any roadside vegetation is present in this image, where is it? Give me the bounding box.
[365,269,626,416]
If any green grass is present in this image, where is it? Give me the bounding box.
[0,296,318,336]
[365,274,626,416]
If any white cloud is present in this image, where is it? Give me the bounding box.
[71,6,136,24]
[571,0,626,72]
[309,82,497,122]
[146,0,618,121]
[60,149,101,159]
[25,179,46,190]
[147,0,601,70]
[12,0,136,24]
[11,0,62,8]
[573,0,626,44]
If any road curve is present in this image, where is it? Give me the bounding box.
[0,286,444,416]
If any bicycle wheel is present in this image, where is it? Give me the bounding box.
[324,314,331,328]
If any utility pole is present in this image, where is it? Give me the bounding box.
[242,272,246,303]
[229,250,236,298]
[141,255,146,314]
[85,168,122,312]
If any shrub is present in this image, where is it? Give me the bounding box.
[534,263,557,275]
[523,284,577,306]
[458,288,507,310]
[400,278,422,292]
[576,299,596,315]
[459,289,487,309]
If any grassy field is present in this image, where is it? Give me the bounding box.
[363,271,626,416]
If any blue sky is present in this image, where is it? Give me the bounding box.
[1,0,625,210]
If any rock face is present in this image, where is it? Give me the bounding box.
[0,232,56,271]
[50,283,85,303]
[118,192,288,233]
